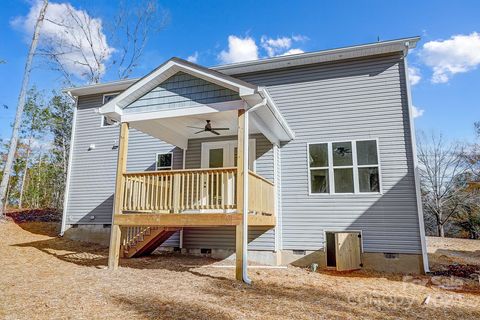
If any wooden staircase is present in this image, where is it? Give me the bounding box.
[121,226,180,258]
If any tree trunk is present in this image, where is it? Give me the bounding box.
[19,139,32,209]
[438,224,445,237]
[0,0,48,218]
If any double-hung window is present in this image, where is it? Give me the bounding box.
[308,140,380,194]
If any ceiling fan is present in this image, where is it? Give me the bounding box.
[188,120,229,135]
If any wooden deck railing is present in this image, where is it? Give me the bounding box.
[121,167,275,216]
[248,171,275,216]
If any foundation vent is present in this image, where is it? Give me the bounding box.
[293,250,306,255]
[384,253,400,260]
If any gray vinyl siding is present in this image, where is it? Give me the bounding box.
[67,53,422,255]
[125,71,240,113]
[235,53,421,254]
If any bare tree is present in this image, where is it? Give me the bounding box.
[39,0,168,85]
[417,131,467,237]
[0,0,48,219]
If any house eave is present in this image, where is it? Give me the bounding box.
[63,37,420,98]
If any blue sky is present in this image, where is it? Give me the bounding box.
[1,0,479,142]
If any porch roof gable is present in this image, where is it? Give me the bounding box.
[99,57,258,115]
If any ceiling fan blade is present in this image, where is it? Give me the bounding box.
[194,130,205,134]
[187,126,205,129]
[211,128,230,131]
[210,130,221,135]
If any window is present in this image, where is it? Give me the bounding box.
[156,153,173,170]
[101,93,119,127]
[308,140,380,194]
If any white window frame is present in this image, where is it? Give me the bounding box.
[100,93,120,127]
[155,152,174,170]
[307,138,382,195]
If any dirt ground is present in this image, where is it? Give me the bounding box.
[0,221,479,320]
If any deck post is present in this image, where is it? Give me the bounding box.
[108,122,129,269]
[236,109,246,281]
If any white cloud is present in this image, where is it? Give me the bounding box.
[261,35,307,57]
[420,32,480,83]
[218,34,308,63]
[281,48,304,56]
[218,36,259,64]
[11,0,114,82]
[408,67,421,86]
[187,52,198,63]
[261,36,292,57]
[412,105,424,118]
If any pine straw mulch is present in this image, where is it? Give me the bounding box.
[0,222,480,320]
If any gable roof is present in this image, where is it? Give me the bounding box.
[99,57,258,115]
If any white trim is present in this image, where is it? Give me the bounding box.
[121,101,243,123]
[60,98,78,235]
[307,139,382,195]
[155,152,174,171]
[258,88,295,141]
[403,57,430,273]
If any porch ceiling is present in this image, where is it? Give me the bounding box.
[129,110,263,149]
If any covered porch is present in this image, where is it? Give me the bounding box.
[99,58,294,281]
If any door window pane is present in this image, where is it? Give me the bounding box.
[332,142,352,166]
[358,167,380,192]
[310,169,329,193]
[334,168,354,193]
[357,140,378,165]
[209,148,223,168]
[156,153,172,170]
[309,144,328,167]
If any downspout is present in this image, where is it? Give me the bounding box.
[241,97,267,284]
[180,148,186,249]
[403,45,430,273]
[60,94,78,236]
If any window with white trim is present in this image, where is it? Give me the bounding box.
[308,140,380,194]
[101,93,119,127]
[156,153,173,170]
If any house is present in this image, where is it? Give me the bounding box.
[62,37,429,280]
